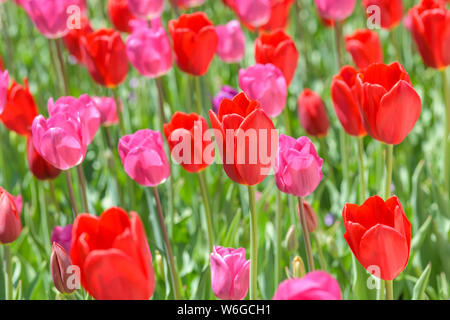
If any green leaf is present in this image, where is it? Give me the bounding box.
[411,215,433,256]
[412,263,432,300]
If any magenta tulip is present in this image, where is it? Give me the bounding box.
[0,187,22,244]
[51,224,73,253]
[239,63,287,118]
[0,70,8,115]
[118,129,170,187]
[92,96,119,127]
[273,271,342,300]
[234,0,271,28]
[210,246,250,300]
[275,134,323,197]
[48,94,101,145]
[314,0,356,21]
[31,113,87,170]
[126,19,172,78]
[216,20,245,63]
[127,0,164,19]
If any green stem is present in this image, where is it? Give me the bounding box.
[442,69,450,198]
[76,165,89,213]
[155,77,167,128]
[3,244,12,300]
[385,144,393,199]
[377,279,385,300]
[385,280,393,300]
[103,127,124,206]
[275,190,282,288]
[358,137,367,201]
[65,170,78,218]
[297,197,315,272]
[151,187,181,300]
[197,171,214,253]
[334,20,344,68]
[194,76,203,115]
[248,185,258,300]
[340,131,350,193]
[112,88,125,135]
[389,29,402,62]
[55,39,69,95]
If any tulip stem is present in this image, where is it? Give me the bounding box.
[102,127,124,206]
[194,76,203,115]
[275,190,282,289]
[248,185,258,300]
[64,171,78,218]
[297,197,315,272]
[389,29,402,62]
[155,77,167,128]
[197,171,214,253]
[3,244,13,300]
[385,280,394,300]
[340,131,350,194]
[334,20,344,68]
[442,69,450,199]
[112,88,125,135]
[54,39,69,95]
[384,144,393,199]
[357,137,367,201]
[76,165,89,213]
[151,187,182,300]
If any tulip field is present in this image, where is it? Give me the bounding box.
[0,0,449,302]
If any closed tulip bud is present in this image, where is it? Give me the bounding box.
[234,0,271,28]
[345,29,383,69]
[26,138,62,180]
[297,89,330,138]
[107,0,137,33]
[51,242,76,294]
[210,246,250,300]
[298,199,318,233]
[239,63,287,118]
[292,256,305,278]
[284,225,298,252]
[275,134,323,197]
[314,0,356,21]
[126,19,173,78]
[118,129,171,186]
[155,250,165,282]
[0,70,9,115]
[0,187,22,244]
[128,0,164,20]
[216,20,246,63]
[362,0,404,30]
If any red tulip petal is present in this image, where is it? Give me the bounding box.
[97,207,131,248]
[344,221,367,259]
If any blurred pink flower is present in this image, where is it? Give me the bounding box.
[177,0,205,9]
[127,0,164,19]
[234,0,271,28]
[0,70,9,115]
[216,20,245,63]
[0,187,22,244]
[210,246,250,300]
[51,224,73,253]
[314,0,356,21]
[239,63,287,118]
[273,271,342,300]
[92,96,119,127]
[118,129,170,187]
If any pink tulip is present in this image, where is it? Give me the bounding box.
[275,134,323,197]
[0,187,22,244]
[239,63,287,118]
[0,70,9,115]
[177,0,205,8]
[118,129,170,187]
[210,246,250,300]
[51,224,73,253]
[24,0,87,38]
[48,94,101,145]
[234,0,271,28]
[31,113,87,170]
[216,20,245,63]
[314,0,356,21]
[92,96,119,127]
[126,19,172,78]
[127,0,164,19]
[273,271,342,300]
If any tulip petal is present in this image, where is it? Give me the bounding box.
[210,252,233,299]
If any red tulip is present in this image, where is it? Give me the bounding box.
[209,92,278,186]
[362,0,404,29]
[255,29,299,86]
[0,78,38,136]
[355,62,421,145]
[26,137,62,180]
[107,0,137,33]
[80,29,129,88]
[331,65,366,136]
[63,15,93,63]
[169,12,218,76]
[345,29,383,69]
[343,195,411,280]
[164,112,214,173]
[297,89,330,138]
[71,207,156,300]
[261,0,295,32]
[407,0,450,69]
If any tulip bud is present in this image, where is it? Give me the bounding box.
[297,89,330,138]
[155,250,165,282]
[298,200,318,233]
[284,225,298,252]
[0,188,22,244]
[292,256,306,278]
[50,242,76,294]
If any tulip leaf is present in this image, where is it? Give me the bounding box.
[411,215,433,256]
[412,263,432,300]
[223,209,242,248]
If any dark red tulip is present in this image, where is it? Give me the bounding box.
[63,15,93,63]
[26,137,61,180]
[345,29,383,69]
[169,12,218,76]
[362,0,404,29]
[331,65,366,136]
[51,242,76,294]
[80,28,129,88]
[297,89,330,138]
[0,78,38,136]
[343,195,411,280]
[407,0,450,69]
[163,112,214,173]
[255,29,299,86]
[71,207,156,300]
[107,0,137,33]
[355,62,421,145]
[298,199,318,233]
[0,187,22,244]
[209,92,278,186]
